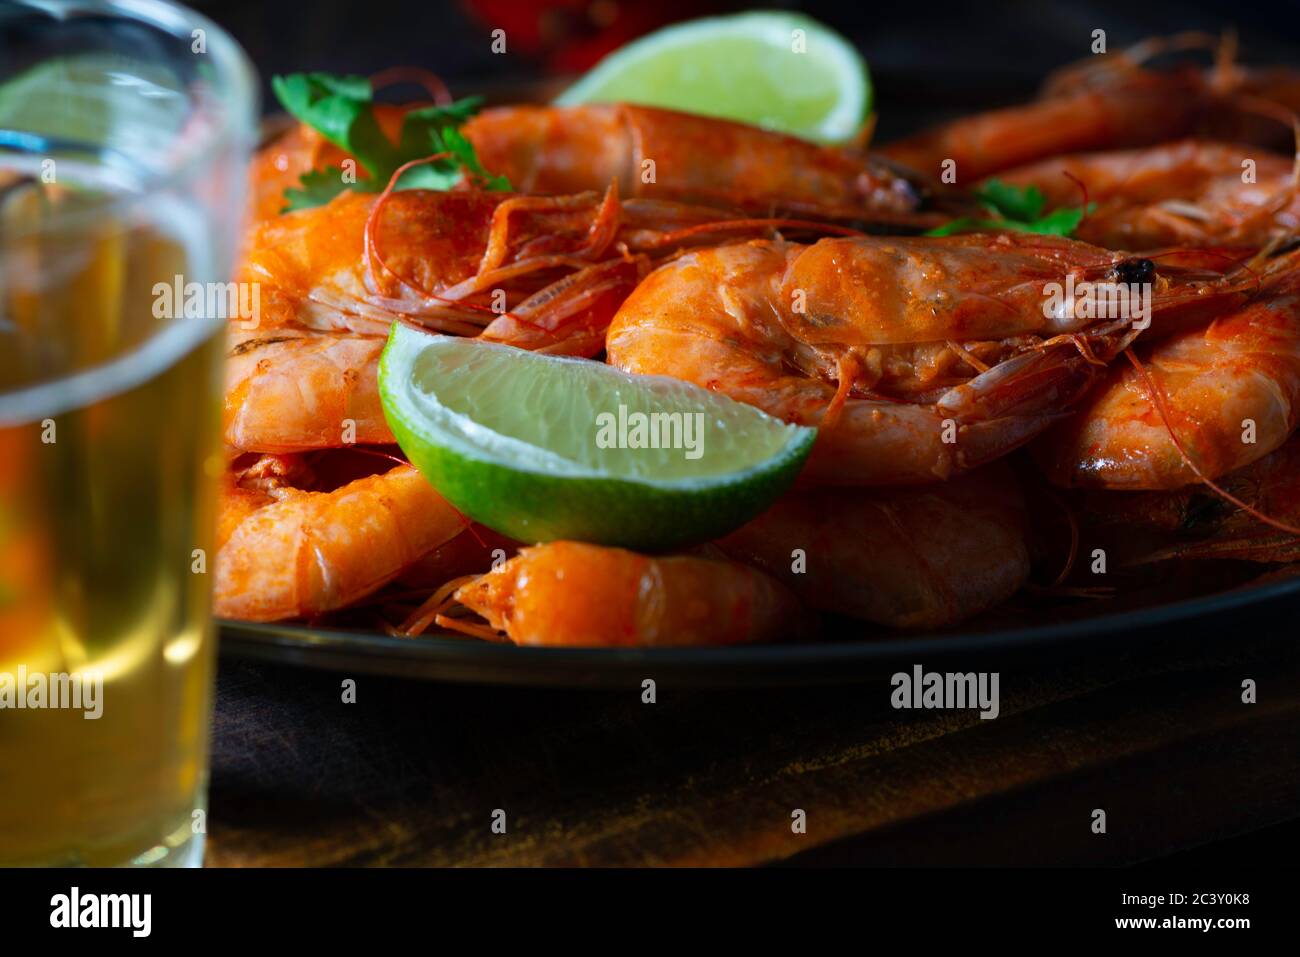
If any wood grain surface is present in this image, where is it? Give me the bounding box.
[206,627,1299,866]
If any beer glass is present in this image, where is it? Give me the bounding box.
[0,0,256,866]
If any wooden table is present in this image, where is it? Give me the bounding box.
[206,622,1299,866]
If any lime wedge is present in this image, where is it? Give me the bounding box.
[555,11,871,144]
[379,327,815,549]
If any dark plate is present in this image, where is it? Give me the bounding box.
[232,79,1300,688]
[217,573,1300,687]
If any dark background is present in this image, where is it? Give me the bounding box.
[191,0,1300,139]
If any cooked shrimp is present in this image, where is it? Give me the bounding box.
[224,329,391,451]
[995,140,1300,250]
[214,463,465,621]
[1034,253,1300,489]
[239,186,654,344]
[1068,436,1300,564]
[216,474,274,553]
[882,34,1300,182]
[718,465,1030,629]
[228,185,857,453]
[462,103,939,225]
[250,96,938,222]
[1134,438,1300,563]
[240,184,857,341]
[882,66,1210,182]
[452,541,811,647]
[606,233,1257,485]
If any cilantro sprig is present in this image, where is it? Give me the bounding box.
[271,72,510,212]
[926,179,1095,238]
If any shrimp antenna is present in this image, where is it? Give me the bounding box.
[1060,169,1094,228]
[369,176,647,346]
[1211,29,1240,91]
[368,67,453,106]
[434,613,507,642]
[1125,348,1300,537]
[397,575,483,637]
[1048,31,1218,93]
[362,154,549,333]
[1230,101,1300,273]
[1036,484,1081,587]
[1122,30,1221,68]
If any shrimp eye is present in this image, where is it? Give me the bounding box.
[1112,258,1155,285]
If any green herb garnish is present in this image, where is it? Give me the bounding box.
[271,72,510,212]
[926,179,1095,238]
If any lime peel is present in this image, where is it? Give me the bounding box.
[378,327,816,549]
[555,12,871,145]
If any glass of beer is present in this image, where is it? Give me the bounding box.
[0,0,256,866]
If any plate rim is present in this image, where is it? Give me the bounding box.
[217,573,1300,685]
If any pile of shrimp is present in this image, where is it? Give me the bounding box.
[216,34,1300,647]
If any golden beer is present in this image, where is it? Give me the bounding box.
[0,1,255,866]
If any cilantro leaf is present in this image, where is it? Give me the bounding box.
[282,166,353,212]
[271,72,510,212]
[926,178,1093,238]
[442,127,511,192]
[1026,204,1090,236]
[394,161,467,192]
[271,73,395,177]
[976,179,1046,221]
[396,98,485,160]
[924,218,996,237]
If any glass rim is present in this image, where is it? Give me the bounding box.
[2,0,259,229]
[0,0,257,418]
